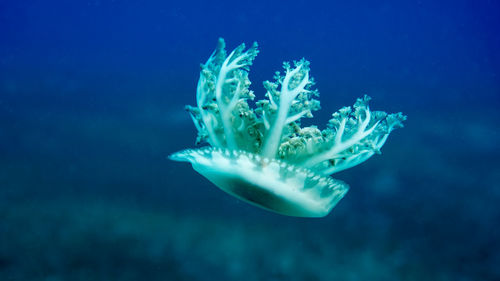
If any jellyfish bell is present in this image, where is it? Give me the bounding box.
[170,148,349,217]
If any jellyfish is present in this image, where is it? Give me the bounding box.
[169,38,406,217]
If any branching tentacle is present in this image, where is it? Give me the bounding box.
[186,38,406,174]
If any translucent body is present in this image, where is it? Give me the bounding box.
[170,148,348,217]
[170,38,405,217]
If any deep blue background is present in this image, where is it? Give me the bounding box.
[1,0,499,280]
[2,0,499,108]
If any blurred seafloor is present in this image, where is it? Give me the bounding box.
[0,76,499,280]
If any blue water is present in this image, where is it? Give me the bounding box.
[1,1,499,280]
